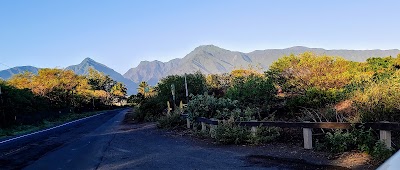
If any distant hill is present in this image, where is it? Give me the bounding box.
[0,66,39,80]
[65,58,137,95]
[0,58,137,95]
[123,59,181,85]
[123,45,400,86]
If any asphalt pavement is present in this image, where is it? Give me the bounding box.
[0,108,348,170]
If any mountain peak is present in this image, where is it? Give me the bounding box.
[82,57,96,63]
[195,44,225,51]
[285,46,310,50]
[66,58,137,95]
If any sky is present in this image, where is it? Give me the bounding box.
[0,0,399,74]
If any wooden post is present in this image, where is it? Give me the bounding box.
[209,118,217,138]
[303,121,312,149]
[186,118,190,129]
[250,120,257,137]
[201,122,206,132]
[380,121,391,149]
[193,122,197,130]
[380,130,391,149]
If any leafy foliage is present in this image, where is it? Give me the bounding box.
[249,126,282,145]
[214,120,250,145]
[351,71,400,122]
[267,52,354,93]
[371,141,393,163]
[226,72,275,113]
[316,127,377,154]
[135,72,207,121]
[156,72,206,105]
[1,68,126,128]
[157,110,185,129]
[187,94,240,120]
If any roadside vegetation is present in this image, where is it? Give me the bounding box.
[0,68,127,137]
[130,52,400,164]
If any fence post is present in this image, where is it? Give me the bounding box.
[186,118,190,129]
[201,122,206,132]
[209,118,217,138]
[380,121,392,149]
[303,121,312,149]
[250,120,257,137]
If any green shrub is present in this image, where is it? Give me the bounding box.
[316,128,375,153]
[317,130,353,153]
[226,74,275,112]
[133,72,207,122]
[352,72,400,122]
[371,141,393,163]
[187,94,241,120]
[157,112,185,129]
[214,121,250,145]
[249,126,282,145]
[287,87,346,111]
[155,72,207,106]
[135,97,164,122]
[351,126,376,153]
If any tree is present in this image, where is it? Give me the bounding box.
[267,52,353,93]
[137,81,149,96]
[225,72,275,114]
[7,71,34,89]
[137,81,155,98]
[155,72,206,105]
[111,82,127,97]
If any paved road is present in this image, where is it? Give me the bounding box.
[0,109,124,170]
[0,109,345,170]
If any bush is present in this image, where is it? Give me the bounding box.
[187,94,241,120]
[287,88,346,111]
[352,71,400,122]
[351,126,376,152]
[267,52,354,93]
[316,130,353,153]
[226,74,275,113]
[135,97,165,122]
[214,120,250,145]
[157,112,185,129]
[133,72,207,123]
[316,127,377,154]
[371,141,393,163]
[249,126,282,145]
[314,126,395,162]
[156,72,207,106]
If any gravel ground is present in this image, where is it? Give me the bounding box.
[97,120,369,169]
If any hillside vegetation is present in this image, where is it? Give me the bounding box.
[0,68,127,129]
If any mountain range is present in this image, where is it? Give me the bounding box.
[1,45,399,95]
[123,45,400,86]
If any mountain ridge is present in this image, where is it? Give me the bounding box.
[123,45,400,86]
[1,46,400,94]
[0,66,40,80]
[65,57,137,95]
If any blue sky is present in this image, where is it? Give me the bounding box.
[1,0,399,74]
